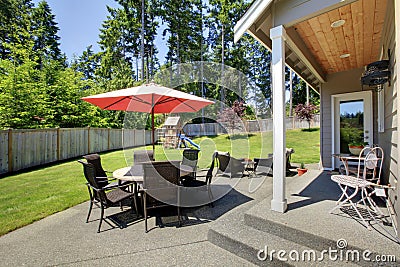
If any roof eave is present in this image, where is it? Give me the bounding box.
[234,0,274,43]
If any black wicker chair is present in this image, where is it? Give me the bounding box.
[82,154,116,188]
[133,150,154,165]
[182,152,217,206]
[83,153,132,188]
[78,160,137,233]
[216,152,245,178]
[254,157,273,175]
[181,149,199,181]
[142,161,182,232]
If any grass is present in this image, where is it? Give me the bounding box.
[0,128,319,236]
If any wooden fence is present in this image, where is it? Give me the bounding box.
[0,128,152,175]
[0,116,319,174]
[183,115,320,136]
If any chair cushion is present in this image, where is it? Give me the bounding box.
[106,188,134,204]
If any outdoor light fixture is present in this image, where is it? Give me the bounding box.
[361,51,391,92]
[339,53,350,58]
[331,19,345,28]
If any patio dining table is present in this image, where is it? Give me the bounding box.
[112,163,193,184]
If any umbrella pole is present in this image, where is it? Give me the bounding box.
[151,95,155,153]
[152,109,155,153]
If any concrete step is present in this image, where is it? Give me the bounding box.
[244,169,340,253]
[208,207,358,266]
[243,169,400,266]
[208,170,359,266]
[209,169,399,266]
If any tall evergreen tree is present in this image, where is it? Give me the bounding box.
[245,35,272,118]
[71,45,100,81]
[157,0,205,96]
[0,0,35,62]
[0,0,16,59]
[159,0,203,65]
[31,0,64,65]
[206,0,251,104]
[98,1,158,85]
[98,6,135,84]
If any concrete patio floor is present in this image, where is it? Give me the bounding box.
[1,165,399,266]
[0,174,266,266]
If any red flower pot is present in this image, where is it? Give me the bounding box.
[297,168,308,176]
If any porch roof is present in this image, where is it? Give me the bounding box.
[234,0,388,90]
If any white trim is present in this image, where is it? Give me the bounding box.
[270,25,288,213]
[270,25,287,40]
[378,89,385,132]
[378,44,385,133]
[234,0,274,43]
[331,96,335,170]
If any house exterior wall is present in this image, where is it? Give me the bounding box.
[321,0,398,235]
[320,67,366,169]
[379,0,399,231]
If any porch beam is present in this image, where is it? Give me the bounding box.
[285,50,294,59]
[255,8,272,32]
[270,25,288,213]
[248,27,272,51]
[285,27,326,83]
[293,59,302,68]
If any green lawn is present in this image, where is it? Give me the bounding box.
[0,128,319,236]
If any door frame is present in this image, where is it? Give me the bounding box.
[331,91,373,169]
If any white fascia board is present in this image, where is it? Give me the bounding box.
[234,0,274,43]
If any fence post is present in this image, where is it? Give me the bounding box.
[143,129,146,146]
[8,128,13,173]
[56,127,61,161]
[108,127,111,151]
[122,128,125,149]
[87,126,91,154]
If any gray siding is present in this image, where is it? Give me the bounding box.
[378,0,399,232]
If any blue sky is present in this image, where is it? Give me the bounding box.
[33,0,167,62]
[340,100,363,116]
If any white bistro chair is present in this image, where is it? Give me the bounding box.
[330,147,384,229]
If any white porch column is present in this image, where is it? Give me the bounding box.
[270,25,288,213]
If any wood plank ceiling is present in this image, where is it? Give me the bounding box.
[293,0,388,75]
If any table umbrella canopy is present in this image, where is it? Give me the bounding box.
[81,83,214,113]
[81,83,214,151]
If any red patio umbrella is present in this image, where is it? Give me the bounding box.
[81,83,214,151]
